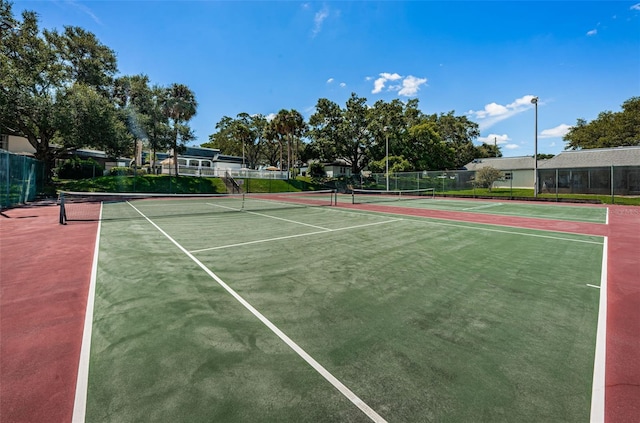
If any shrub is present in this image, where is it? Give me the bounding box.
[473,166,503,192]
[308,162,326,180]
[57,157,104,179]
[109,167,148,176]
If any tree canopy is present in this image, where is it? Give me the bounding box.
[0,1,198,176]
[563,97,640,150]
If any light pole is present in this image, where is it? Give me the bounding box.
[384,126,389,191]
[531,96,539,198]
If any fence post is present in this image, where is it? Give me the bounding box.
[611,165,614,205]
[555,168,559,202]
[510,169,513,199]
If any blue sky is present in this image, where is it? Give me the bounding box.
[13,0,640,157]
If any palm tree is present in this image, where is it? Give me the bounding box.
[272,109,307,177]
[163,83,197,177]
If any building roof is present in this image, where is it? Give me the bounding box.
[465,146,640,171]
[215,155,243,164]
[181,146,220,159]
[539,146,640,169]
[464,156,536,171]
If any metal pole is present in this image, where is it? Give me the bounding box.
[384,127,389,192]
[555,168,559,202]
[531,97,539,198]
[611,165,614,204]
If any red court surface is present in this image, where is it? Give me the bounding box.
[1,201,638,422]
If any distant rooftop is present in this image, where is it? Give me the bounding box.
[539,146,640,168]
[465,146,640,170]
[464,156,535,170]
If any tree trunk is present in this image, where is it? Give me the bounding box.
[173,128,179,179]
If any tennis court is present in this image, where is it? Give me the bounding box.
[71,192,606,422]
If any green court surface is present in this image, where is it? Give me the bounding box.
[85,199,604,422]
[345,194,607,223]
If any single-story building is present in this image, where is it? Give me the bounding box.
[463,156,540,189]
[1,134,130,172]
[161,146,244,177]
[1,134,35,155]
[538,146,640,194]
[464,146,640,194]
[323,160,353,178]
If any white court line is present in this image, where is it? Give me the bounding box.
[462,202,503,211]
[590,237,608,423]
[72,204,103,423]
[190,219,402,253]
[206,202,331,231]
[397,217,604,245]
[459,209,603,223]
[127,201,388,423]
[586,284,601,289]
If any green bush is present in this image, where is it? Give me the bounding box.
[308,162,326,179]
[109,167,148,176]
[57,157,104,179]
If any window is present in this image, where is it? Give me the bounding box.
[0,135,8,151]
[504,172,512,180]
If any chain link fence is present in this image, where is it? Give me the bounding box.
[352,166,640,202]
[1,150,48,208]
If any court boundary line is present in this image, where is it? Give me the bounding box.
[126,201,388,423]
[334,207,604,245]
[393,204,605,223]
[462,202,503,211]
[353,197,608,223]
[72,204,103,423]
[590,236,608,422]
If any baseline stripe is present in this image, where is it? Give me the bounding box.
[128,202,388,423]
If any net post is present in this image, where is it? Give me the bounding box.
[59,192,67,225]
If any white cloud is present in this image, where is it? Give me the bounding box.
[504,144,520,150]
[474,103,509,119]
[312,6,329,37]
[326,78,334,84]
[398,75,428,96]
[371,72,426,96]
[339,82,346,88]
[587,29,597,36]
[477,133,511,145]
[372,72,402,93]
[539,123,572,138]
[265,113,277,122]
[631,3,640,11]
[468,95,538,130]
[65,0,102,25]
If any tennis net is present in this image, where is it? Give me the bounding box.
[59,190,336,224]
[351,188,435,204]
